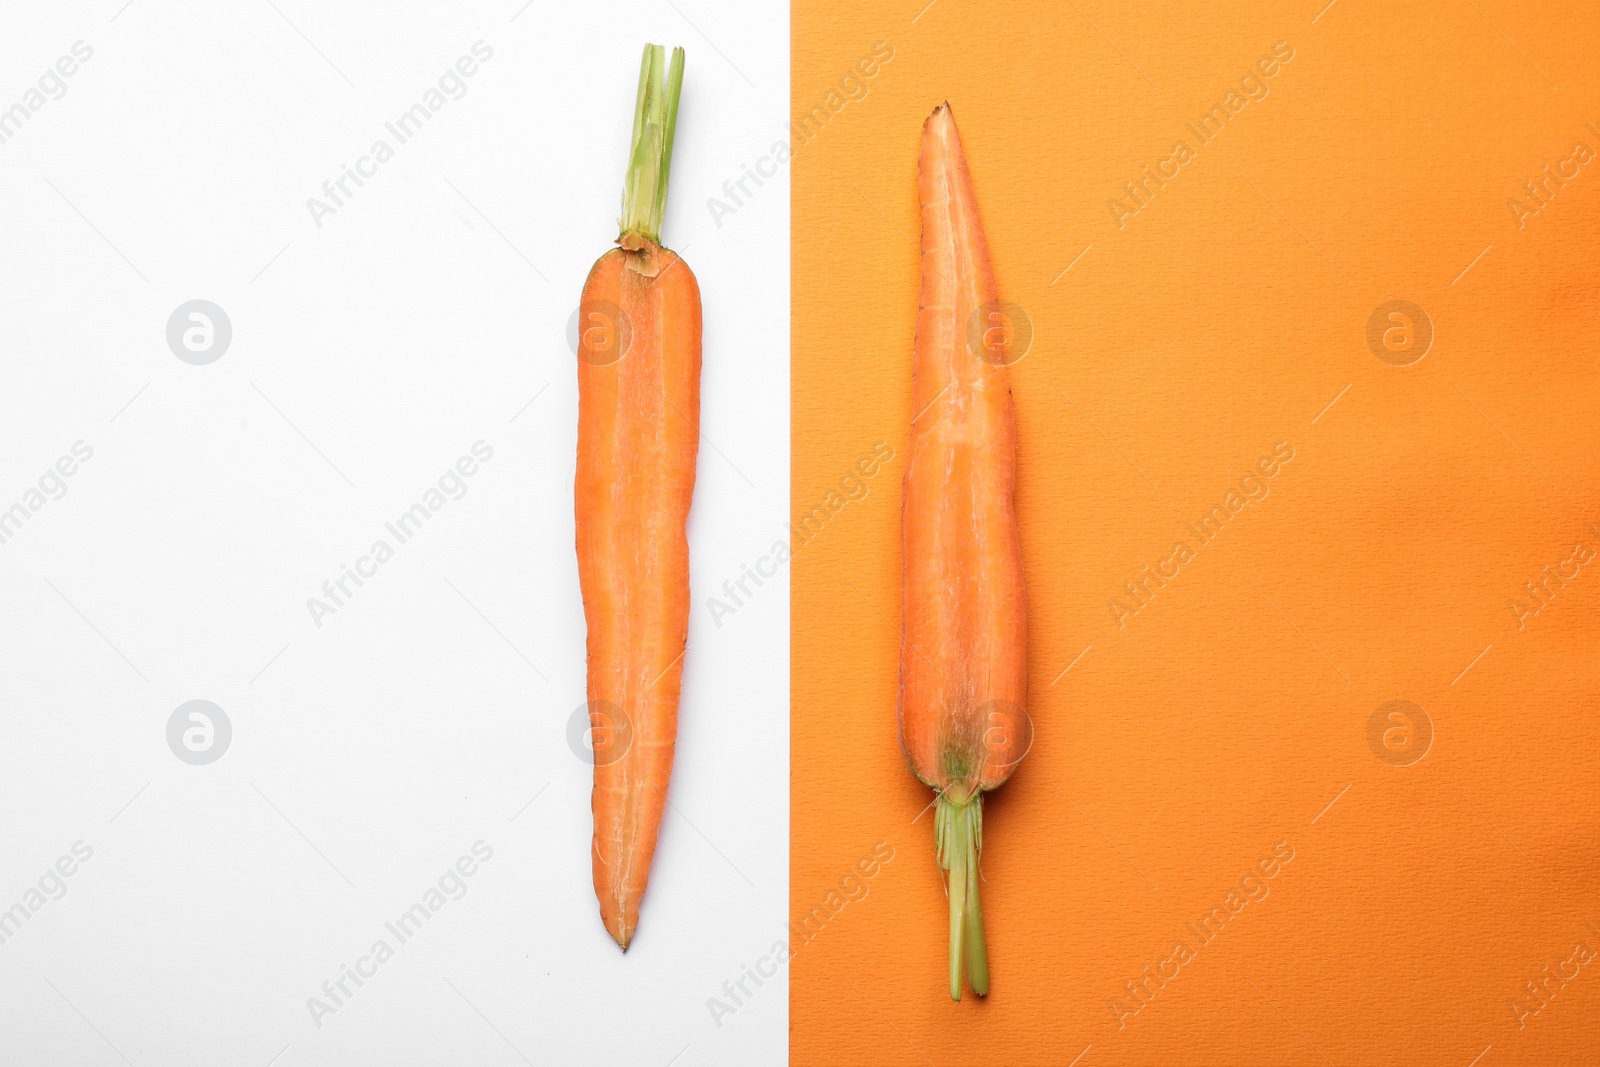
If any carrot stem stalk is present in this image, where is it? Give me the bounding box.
[620,44,685,243]
[936,788,988,999]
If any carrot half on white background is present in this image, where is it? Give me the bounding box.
[575,43,702,952]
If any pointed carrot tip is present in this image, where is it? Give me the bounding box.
[603,913,635,952]
[924,102,959,141]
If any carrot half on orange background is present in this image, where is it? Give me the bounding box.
[899,103,1029,1000]
[575,43,701,952]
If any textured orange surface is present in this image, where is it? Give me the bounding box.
[791,2,1600,1064]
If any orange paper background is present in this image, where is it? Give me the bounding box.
[790,2,1600,1064]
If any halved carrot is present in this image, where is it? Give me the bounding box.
[899,103,1029,1000]
[576,43,700,952]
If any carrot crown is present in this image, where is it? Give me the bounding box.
[619,43,686,245]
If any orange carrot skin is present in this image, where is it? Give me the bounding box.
[899,104,1028,799]
[577,240,702,950]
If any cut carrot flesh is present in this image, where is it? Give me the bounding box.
[577,44,700,952]
[899,103,1028,999]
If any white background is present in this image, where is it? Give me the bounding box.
[0,2,788,1064]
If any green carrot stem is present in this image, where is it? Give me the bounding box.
[619,43,686,243]
[936,788,988,1000]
